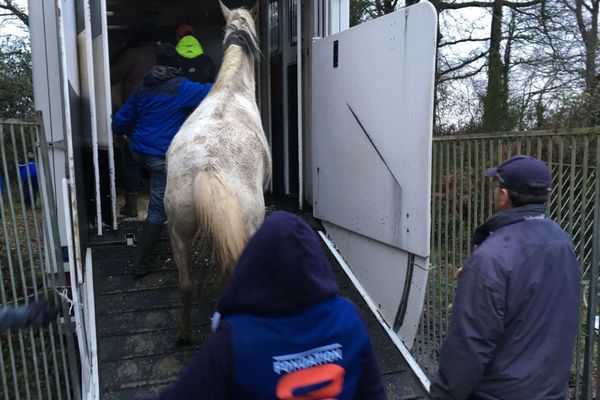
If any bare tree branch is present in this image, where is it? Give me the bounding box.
[439,50,490,76]
[0,1,28,27]
[439,63,487,82]
[434,0,540,10]
[440,36,490,47]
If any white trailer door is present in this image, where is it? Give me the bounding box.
[312,3,437,348]
[90,0,118,230]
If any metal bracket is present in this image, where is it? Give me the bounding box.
[48,139,66,150]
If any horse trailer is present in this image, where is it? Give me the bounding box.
[27,0,437,397]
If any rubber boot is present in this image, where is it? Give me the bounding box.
[120,193,138,217]
[132,222,164,279]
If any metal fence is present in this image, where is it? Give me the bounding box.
[0,118,80,399]
[411,128,600,398]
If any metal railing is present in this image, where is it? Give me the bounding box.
[411,128,600,399]
[0,118,80,399]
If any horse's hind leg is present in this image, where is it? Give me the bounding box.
[169,223,195,344]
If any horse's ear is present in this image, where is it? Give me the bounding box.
[250,2,259,19]
[220,0,232,20]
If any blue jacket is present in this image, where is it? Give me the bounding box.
[431,204,581,400]
[18,161,37,181]
[112,67,212,156]
[157,211,386,400]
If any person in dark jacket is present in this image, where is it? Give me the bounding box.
[175,24,217,83]
[430,155,581,400]
[0,300,59,330]
[156,211,387,400]
[112,43,212,279]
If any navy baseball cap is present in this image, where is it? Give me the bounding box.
[484,155,552,196]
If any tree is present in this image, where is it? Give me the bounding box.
[0,36,33,120]
[0,1,32,120]
[0,0,27,27]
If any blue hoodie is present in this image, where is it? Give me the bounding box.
[431,204,581,400]
[157,211,386,400]
[112,66,212,156]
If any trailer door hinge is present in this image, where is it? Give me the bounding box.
[48,139,66,150]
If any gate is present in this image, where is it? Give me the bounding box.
[0,117,80,399]
[411,128,600,399]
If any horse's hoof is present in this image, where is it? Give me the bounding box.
[175,336,193,346]
[132,269,151,280]
[176,327,193,345]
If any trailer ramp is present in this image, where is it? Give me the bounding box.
[92,215,429,399]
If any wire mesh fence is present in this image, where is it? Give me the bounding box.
[0,118,79,399]
[411,128,600,399]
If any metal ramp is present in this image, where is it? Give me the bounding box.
[92,211,430,399]
[92,236,215,399]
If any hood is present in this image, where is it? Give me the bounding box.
[143,65,180,87]
[218,211,339,316]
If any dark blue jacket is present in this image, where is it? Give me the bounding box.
[157,211,386,400]
[112,67,212,156]
[431,204,581,400]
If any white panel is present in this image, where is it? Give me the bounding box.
[339,0,350,32]
[324,222,428,346]
[312,4,436,257]
[56,0,85,274]
[324,222,407,324]
[96,0,118,230]
[312,4,437,348]
[62,0,80,94]
[80,0,103,235]
[93,37,110,148]
[28,0,69,250]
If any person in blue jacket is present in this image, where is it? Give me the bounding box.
[112,43,212,278]
[19,150,38,208]
[156,211,387,399]
[431,155,581,400]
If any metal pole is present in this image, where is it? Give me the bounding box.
[98,0,118,231]
[583,138,600,399]
[297,0,303,209]
[82,0,103,236]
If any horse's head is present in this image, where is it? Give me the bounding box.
[220,1,260,61]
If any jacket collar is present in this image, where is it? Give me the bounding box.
[472,203,546,246]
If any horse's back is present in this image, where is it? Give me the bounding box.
[167,92,270,190]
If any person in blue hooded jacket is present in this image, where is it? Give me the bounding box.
[156,211,387,400]
[112,43,212,279]
[431,155,581,400]
[19,150,38,208]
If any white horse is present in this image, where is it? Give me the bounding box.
[164,2,271,342]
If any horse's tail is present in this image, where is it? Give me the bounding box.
[193,170,246,281]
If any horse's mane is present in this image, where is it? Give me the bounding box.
[224,23,261,62]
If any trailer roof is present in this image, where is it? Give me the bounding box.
[106,0,255,30]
